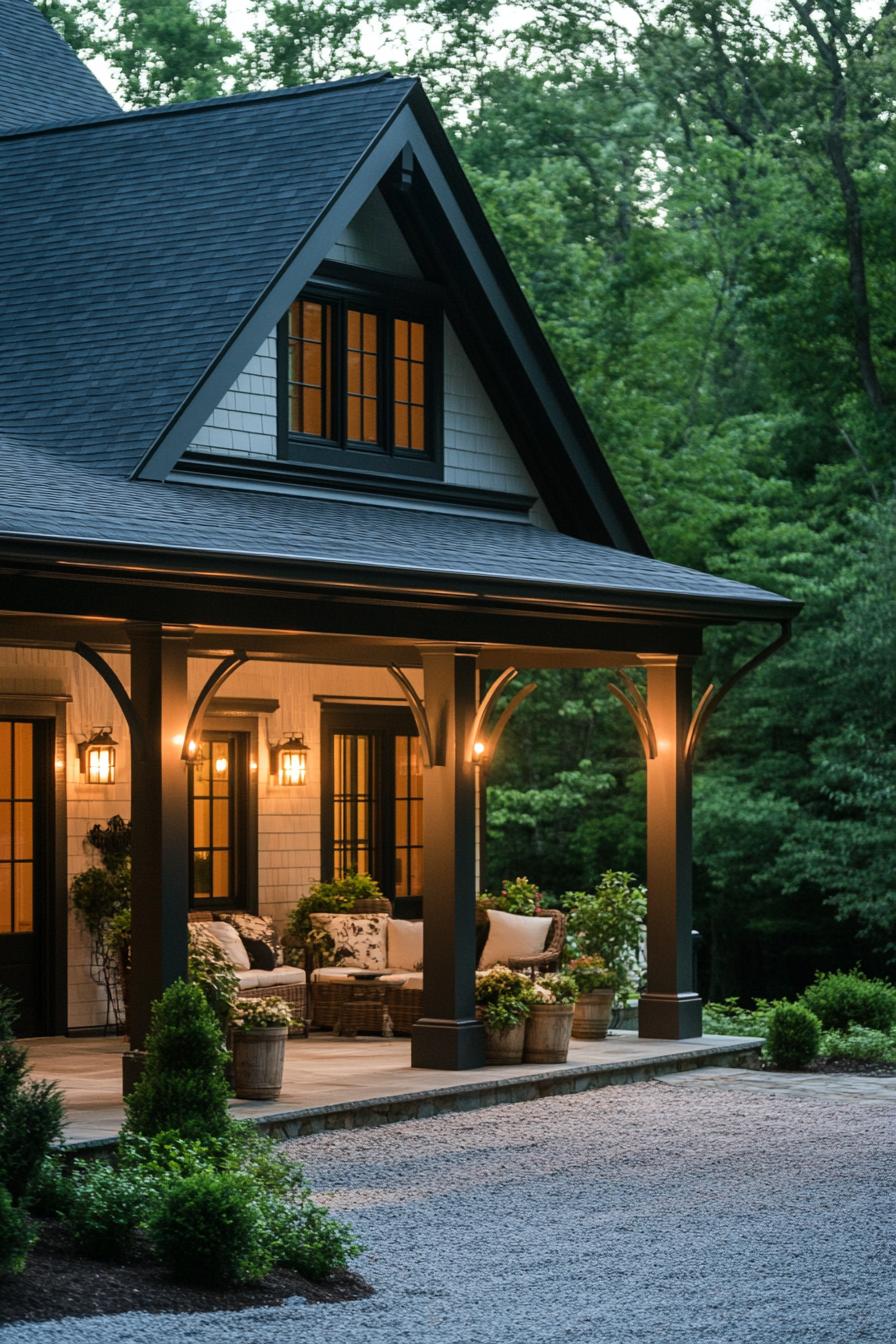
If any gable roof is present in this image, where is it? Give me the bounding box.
[0,0,120,132]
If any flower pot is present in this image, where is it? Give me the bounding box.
[483,1019,526,1064]
[523,1003,574,1063]
[572,989,614,1040]
[231,1025,288,1100]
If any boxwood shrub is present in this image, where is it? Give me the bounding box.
[801,970,896,1033]
[766,1002,821,1070]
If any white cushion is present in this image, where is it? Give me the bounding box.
[387,919,423,971]
[236,967,306,989]
[310,912,388,971]
[478,909,553,970]
[205,919,251,970]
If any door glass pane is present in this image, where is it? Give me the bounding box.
[394,734,423,898]
[14,864,33,933]
[0,866,10,934]
[0,722,10,798]
[189,735,239,907]
[13,724,32,798]
[13,803,32,860]
[332,733,375,878]
[0,803,9,863]
[0,722,36,937]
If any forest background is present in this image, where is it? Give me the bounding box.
[38,0,896,1001]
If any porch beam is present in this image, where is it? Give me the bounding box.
[412,648,485,1070]
[638,655,702,1039]
[126,623,194,1053]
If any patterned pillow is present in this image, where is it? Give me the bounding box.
[215,912,283,967]
[309,912,388,971]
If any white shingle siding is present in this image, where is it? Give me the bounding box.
[188,193,553,525]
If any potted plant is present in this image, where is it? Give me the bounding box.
[563,871,646,1026]
[567,956,616,1040]
[474,965,537,1063]
[524,972,578,1063]
[282,871,387,964]
[230,995,294,1100]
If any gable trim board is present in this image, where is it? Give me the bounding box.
[127,84,645,555]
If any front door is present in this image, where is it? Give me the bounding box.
[322,707,424,917]
[0,719,50,1036]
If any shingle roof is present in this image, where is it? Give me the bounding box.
[0,434,797,619]
[0,0,120,132]
[0,73,415,474]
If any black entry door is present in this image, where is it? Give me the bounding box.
[0,719,49,1037]
[321,707,424,917]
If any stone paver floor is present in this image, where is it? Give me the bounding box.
[662,1064,896,1104]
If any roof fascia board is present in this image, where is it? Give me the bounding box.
[133,101,419,482]
[400,119,642,554]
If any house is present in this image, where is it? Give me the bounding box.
[0,0,798,1075]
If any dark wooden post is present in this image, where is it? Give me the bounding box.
[126,623,193,1058]
[638,655,703,1039]
[412,648,485,1070]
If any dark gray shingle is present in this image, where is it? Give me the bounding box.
[0,0,120,132]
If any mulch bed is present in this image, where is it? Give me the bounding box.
[810,1058,896,1078]
[0,1219,372,1324]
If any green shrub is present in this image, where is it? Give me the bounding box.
[801,970,896,1033]
[0,1186,34,1277]
[271,1197,361,1281]
[819,1026,896,1064]
[563,872,646,1003]
[148,1169,275,1287]
[479,876,544,916]
[702,998,778,1038]
[62,1160,147,1261]
[283,872,384,958]
[0,991,64,1203]
[765,1002,821,1069]
[124,980,232,1142]
[27,1156,70,1218]
[187,924,238,1031]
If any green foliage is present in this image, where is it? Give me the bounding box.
[765,1002,822,1070]
[474,965,537,1030]
[187,924,238,1030]
[269,1196,361,1281]
[85,815,132,872]
[283,871,385,958]
[563,873,646,1003]
[479,876,544,916]
[801,970,896,1033]
[148,1168,276,1287]
[565,955,615,995]
[0,991,64,1204]
[61,1160,147,1261]
[818,1026,896,1064]
[124,980,232,1142]
[0,1187,34,1278]
[533,972,577,1005]
[71,818,131,1030]
[702,998,778,1039]
[26,1157,70,1219]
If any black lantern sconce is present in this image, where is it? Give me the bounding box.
[270,732,309,786]
[78,727,118,784]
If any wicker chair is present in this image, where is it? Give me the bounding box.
[189,911,307,1035]
[504,908,567,977]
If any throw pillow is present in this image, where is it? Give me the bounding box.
[309,912,388,971]
[216,912,283,967]
[479,909,553,970]
[387,919,423,971]
[240,935,277,972]
[204,918,251,971]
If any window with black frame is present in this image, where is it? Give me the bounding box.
[281,270,441,478]
[188,729,255,910]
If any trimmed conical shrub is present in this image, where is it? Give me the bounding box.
[124,979,231,1140]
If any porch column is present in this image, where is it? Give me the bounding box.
[126,623,194,1052]
[638,655,703,1039]
[412,648,485,1070]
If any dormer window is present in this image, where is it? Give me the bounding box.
[280,266,441,478]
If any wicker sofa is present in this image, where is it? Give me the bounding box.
[189,911,308,1034]
[307,904,566,1037]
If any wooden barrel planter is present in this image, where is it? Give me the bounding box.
[523,1003,574,1064]
[231,1025,288,1100]
[483,1019,527,1064]
[572,989,614,1040]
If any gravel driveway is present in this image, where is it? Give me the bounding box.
[4,1078,894,1343]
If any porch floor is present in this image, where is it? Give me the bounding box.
[26,1030,763,1151]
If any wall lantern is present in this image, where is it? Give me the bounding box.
[271,732,308,786]
[79,727,117,784]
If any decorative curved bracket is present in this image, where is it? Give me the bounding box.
[181,651,249,761]
[608,671,658,761]
[73,641,146,762]
[466,667,537,765]
[685,621,792,764]
[387,665,437,767]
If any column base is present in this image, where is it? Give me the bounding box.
[638,993,702,1040]
[411,1017,486,1070]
